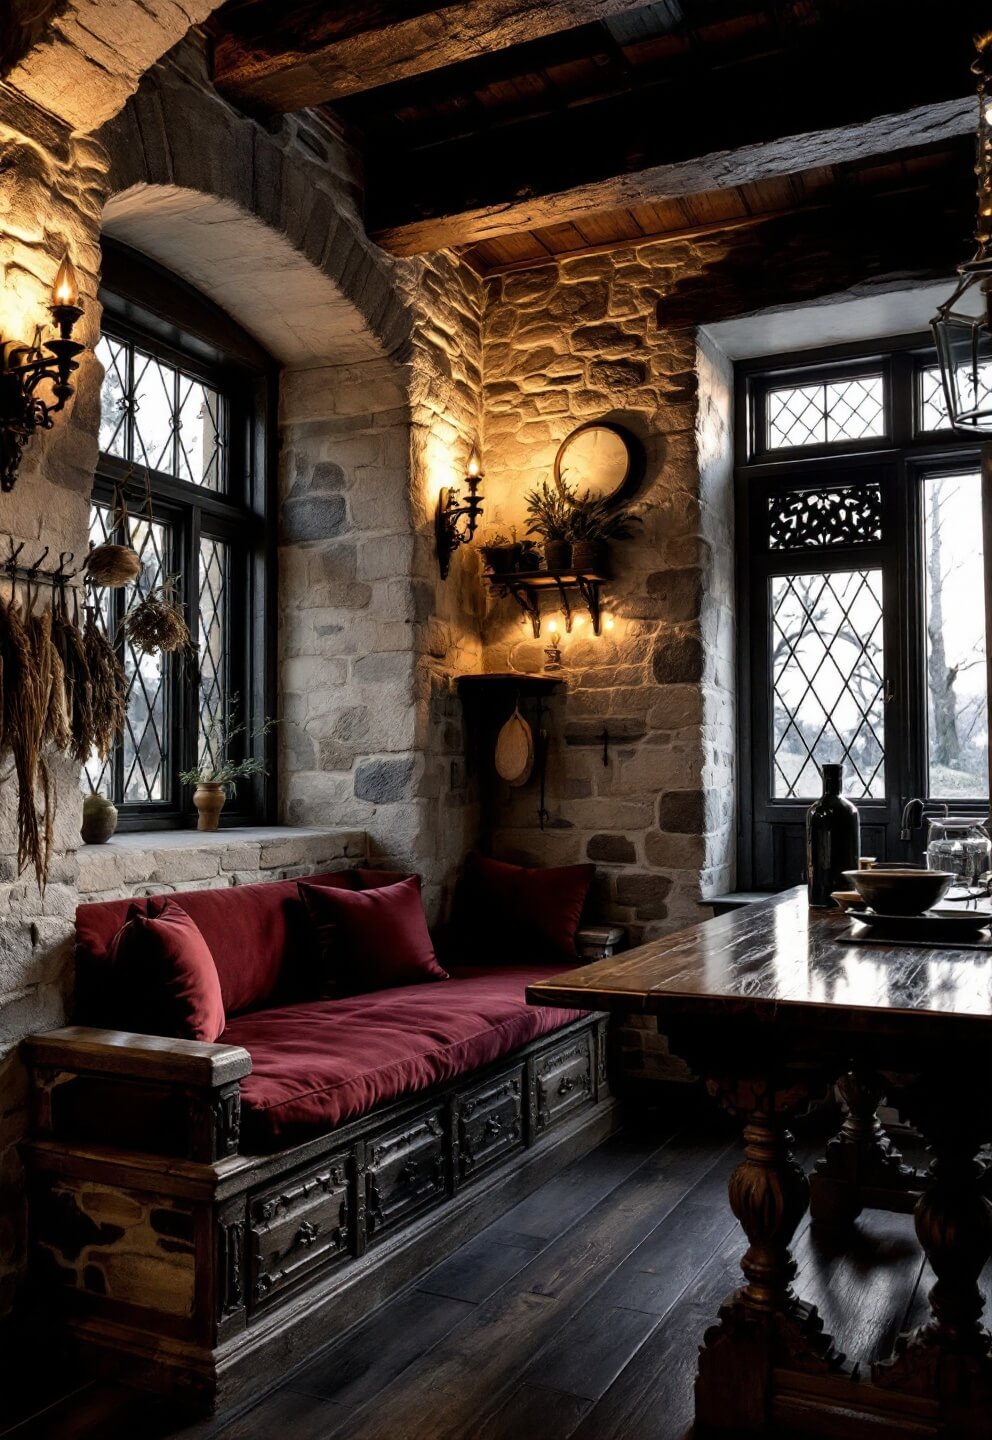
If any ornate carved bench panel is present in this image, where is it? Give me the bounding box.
[249,1150,354,1313]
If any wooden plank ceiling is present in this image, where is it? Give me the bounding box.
[208,0,985,270]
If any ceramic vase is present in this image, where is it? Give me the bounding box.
[81,791,118,845]
[193,782,226,832]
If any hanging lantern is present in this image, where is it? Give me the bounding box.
[931,32,992,433]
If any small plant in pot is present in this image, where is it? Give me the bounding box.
[479,530,521,576]
[180,706,276,831]
[525,481,574,571]
[568,494,641,573]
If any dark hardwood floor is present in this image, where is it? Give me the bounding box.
[5,1113,981,1440]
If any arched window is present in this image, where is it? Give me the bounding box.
[83,242,276,829]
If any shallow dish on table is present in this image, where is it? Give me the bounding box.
[851,908,992,944]
[842,867,955,915]
[831,890,868,913]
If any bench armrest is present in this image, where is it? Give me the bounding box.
[576,926,626,960]
[26,1026,252,1163]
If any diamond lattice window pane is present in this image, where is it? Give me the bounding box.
[96,335,129,458]
[120,515,172,803]
[177,377,223,490]
[198,535,230,772]
[919,363,992,432]
[771,569,885,800]
[766,376,885,450]
[131,349,176,474]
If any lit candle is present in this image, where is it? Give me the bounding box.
[466,447,481,479]
[52,253,80,309]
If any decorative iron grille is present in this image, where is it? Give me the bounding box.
[768,483,883,549]
[95,334,226,490]
[770,569,885,800]
[919,362,992,432]
[766,375,885,450]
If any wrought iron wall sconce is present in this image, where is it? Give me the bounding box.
[0,254,86,492]
[435,447,484,578]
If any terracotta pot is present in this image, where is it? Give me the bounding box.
[543,539,572,572]
[81,792,118,845]
[193,782,226,832]
[571,539,607,574]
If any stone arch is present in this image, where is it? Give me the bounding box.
[4,1,225,133]
[97,40,410,365]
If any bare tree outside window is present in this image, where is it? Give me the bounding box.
[923,470,989,798]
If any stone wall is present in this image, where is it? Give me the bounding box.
[480,254,738,947]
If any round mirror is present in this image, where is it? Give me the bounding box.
[554,422,638,506]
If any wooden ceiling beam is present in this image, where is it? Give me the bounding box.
[362,0,981,258]
[210,0,666,112]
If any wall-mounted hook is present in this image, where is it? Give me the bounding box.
[26,545,50,576]
[601,727,609,767]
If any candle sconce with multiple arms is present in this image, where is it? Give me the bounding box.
[0,254,86,492]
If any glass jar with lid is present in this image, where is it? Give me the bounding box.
[925,815,992,886]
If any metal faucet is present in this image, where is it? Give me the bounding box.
[899,797,926,843]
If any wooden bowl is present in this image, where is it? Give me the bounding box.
[842,867,955,916]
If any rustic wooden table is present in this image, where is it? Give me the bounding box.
[527,886,992,1437]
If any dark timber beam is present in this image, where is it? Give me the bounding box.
[371,98,975,255]
[210,0,663,111]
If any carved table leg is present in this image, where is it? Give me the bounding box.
[695,1079,844,1432]
[873,1078,992,1437]
[810,1070,921,1224]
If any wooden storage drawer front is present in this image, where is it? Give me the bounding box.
[366,1110,446,1240]
[458,1069,524,1180]
[249,1155,351,1310]
[534,1032,593,1135]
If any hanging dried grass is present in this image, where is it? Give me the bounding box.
[83,542,141,588]
[125,577,191,656]
[1,589,51,888]
[52,585,94,764]
[83,607,126,762]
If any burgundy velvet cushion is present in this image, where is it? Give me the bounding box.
[110,897,225,1042]
[299,876,448,997]
[453,853,595,962]
[355,868,417,890]
[76,869,358,1019]
[224,964,586,1141]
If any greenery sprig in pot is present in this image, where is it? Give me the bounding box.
[180,705,276,832]
[480,529,521,576]
[524,480,574,571]
[568,493,641,573]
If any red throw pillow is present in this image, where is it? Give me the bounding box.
[299,876,448,996]
[453,854,594,962]
[109,897,225,1042]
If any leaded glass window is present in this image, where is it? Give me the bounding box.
[765,374,885,450]
[93,334,226,490]
[82,265,271,827]
[770,570,885,800]
[919,362,992,433]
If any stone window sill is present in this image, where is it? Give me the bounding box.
[76,826,367,899]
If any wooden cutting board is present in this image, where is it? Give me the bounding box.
[495,705,534,786]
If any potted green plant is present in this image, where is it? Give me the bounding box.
[180,707,276,831]
[568,494,641,573]
[479,530,520,576]
[525,480,574,571]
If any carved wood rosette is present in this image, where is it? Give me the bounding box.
[871,1070,992,1435]
[810,1069,921,1224]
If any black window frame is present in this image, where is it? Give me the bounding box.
[736,331,992,890]
[92,241,278,832]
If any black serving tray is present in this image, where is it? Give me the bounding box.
[851,908,992,944]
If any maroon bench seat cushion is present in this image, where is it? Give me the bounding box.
[224,964,587,1144]
[76,869,357,1020]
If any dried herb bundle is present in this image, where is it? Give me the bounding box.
[125,578,191,657]
[82,608,126,762]
[84,542,141,588]
[0,576,127,889]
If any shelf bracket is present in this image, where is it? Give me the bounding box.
[507,583,542,638]
[575,576,602,636]
[553,578,574,633]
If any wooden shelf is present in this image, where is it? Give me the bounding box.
[456,672,564,695]
[483,569,608,637]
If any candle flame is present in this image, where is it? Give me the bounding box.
[52,253,80,308]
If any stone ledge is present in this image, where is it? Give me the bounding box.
[76,827,368,899]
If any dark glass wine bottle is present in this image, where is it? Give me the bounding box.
[806,762,861,907]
